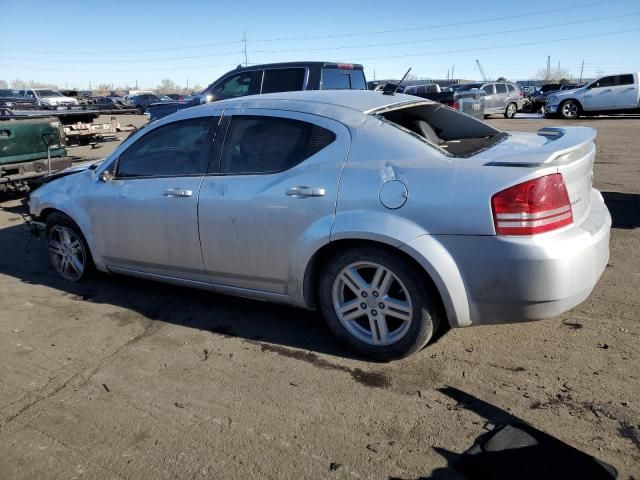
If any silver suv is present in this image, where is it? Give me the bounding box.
[455,82,523,118]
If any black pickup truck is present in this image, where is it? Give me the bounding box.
[147,61,368,121]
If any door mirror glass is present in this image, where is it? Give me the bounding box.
[99,170,113,182]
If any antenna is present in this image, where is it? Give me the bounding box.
[386,67,412,95]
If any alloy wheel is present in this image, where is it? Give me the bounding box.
[561,102,578,119]
[331,261,413,346]
[48,226,86,281]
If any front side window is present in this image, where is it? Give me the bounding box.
[211,72,256,100]
[116,117,216,178]
[507,84,516,92]
[261,68,306,94]
[591,76,615,89]
[220,115,336,174]
[482,84,495,95]
[495,84,507,94]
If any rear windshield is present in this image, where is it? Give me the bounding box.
[375,103,506,157]
[320,68,366,90]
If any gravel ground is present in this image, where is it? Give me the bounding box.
[0,113,638,479]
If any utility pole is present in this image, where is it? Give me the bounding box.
[242,31,248,67]
[447,69,450,81]
[579,60,584,82]
[186,78,189,90]
[546,55,551,81]
[451,65,455,79]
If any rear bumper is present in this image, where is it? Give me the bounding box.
[410,189,611,326]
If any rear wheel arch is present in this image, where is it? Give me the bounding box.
[303,239,448,327]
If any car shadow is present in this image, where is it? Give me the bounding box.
[391,387,617,480]
[602,191,640,229]
[0,214,363,361]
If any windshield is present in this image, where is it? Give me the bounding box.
[37,90,63,97]
[455,83,483,91]
[156,95,173,101]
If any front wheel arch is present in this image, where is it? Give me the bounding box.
[559,99,583,119]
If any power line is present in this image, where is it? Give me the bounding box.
[251,0,626,42]
[251,13,639,54]
[0,50,244,64]
[0,62,240,74]
[350,28,640,62]
[0,0,626,56]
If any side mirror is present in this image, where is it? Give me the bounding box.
[99,170,113,182]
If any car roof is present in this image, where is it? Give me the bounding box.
[201,90,430,114]
[233,61,364,71]
[164,90,432,129]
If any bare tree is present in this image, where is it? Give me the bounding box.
[0,80,8,89]
[156,78,178,94]
[536,66,571,83]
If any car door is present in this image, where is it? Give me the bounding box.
[613,74,638,108]
[88,114,220,282]
[482,84,496,112]
[494,83,509,111]
[198,109,350,293]
[583,76,616,110]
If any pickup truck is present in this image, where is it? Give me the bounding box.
[147,62,367,121]
[545,73,640,119]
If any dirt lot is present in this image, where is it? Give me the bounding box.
[0,113,638,479]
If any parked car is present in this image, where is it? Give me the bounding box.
[129,94,168,114]
[545,73,640,119]
[0,89,37,109]
[455,82,523,118]
[147,61,367,121]
[0,117,70,193]
[379,82,486,120]
[18,89,79,108]
[29,90,610,360]
[166,94,185,101]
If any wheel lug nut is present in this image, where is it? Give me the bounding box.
[372,291,379,297]
[360,303,367,309]
[379,302,385,309]
[371,310,378,316]
[361,291,368,298]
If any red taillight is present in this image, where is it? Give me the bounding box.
[491,174,573,235]
[337,63,354,69]
[451,101,460,110]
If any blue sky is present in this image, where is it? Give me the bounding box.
[2,0,639,90]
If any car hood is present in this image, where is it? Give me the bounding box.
[548,87,586,100]
[30,160,103,188]
[40,96,77,102]
[148,98,198,108]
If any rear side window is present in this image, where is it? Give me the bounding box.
[617,74,634,85]
[495,84,507,93]
[591,76,616,88]
[116,117,216,178]
[321,68,366,90]
[220,115,336,174]
[261,68,306,94]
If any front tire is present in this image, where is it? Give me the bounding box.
[559,99,580,119]
[504,102,517,118]
[45,212,93,282]
[136,106,144,115]
[318,247,440,361]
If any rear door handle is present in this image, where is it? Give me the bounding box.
[164,188,193,197]
[285,186,326,198]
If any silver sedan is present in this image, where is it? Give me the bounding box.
[29,91,611,360]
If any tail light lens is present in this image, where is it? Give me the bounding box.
[451,102,460,110]
[491,174,573,235]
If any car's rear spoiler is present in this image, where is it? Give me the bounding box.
[485,127,596,167]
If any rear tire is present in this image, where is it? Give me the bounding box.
[136,106,144,115]
[318,247,440,361]
[504,102,517,118]
[45,212,94,282]
[559,99,580,119]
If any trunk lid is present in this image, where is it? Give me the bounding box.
[478,127,596,226]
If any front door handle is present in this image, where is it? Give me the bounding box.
[164,188,193,197]
[285,186,326,198]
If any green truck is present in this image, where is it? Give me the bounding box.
[0,117,72,193]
